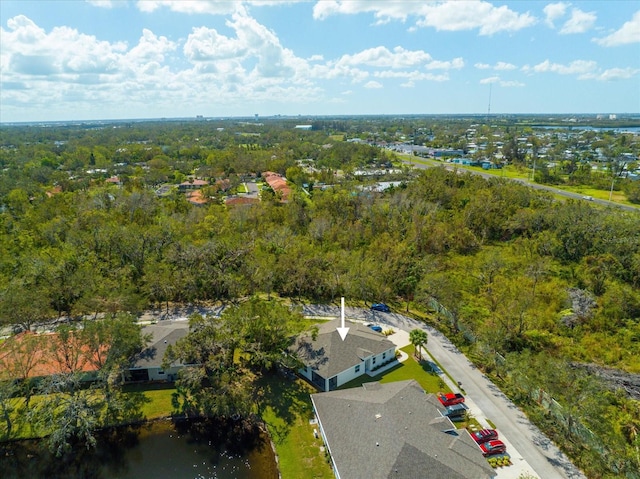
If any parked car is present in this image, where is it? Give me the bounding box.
[443,403,468,420]
[367,324,383,333]
[371,303,391,313]
[479,440,506,457]
[470,428,499,444]
[437,392,465,407]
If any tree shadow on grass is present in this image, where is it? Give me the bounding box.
[254,371,316,443]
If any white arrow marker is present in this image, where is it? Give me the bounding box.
[337,296,349,341]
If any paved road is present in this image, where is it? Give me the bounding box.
[401,156,639,213]
[302,304,587,479]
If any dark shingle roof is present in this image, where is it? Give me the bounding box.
[311,380,495,479]
[130,322,189,369]
[292,319,396,378]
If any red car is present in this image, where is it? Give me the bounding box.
[479,440,506,457]
[437,392,465,406]
[470,429,499,444]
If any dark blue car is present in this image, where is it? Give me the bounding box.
[368,324,383,333]
[371,303,391,313]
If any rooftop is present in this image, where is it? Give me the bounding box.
[311,380,495,479]
[292,318,395,379]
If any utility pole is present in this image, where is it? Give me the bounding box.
[487,83,492,121]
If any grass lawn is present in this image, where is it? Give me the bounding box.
[124,382,176,419]
[255,374,333,479]
[339,344,448,393]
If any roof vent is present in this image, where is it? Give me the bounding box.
[375,414,382,420]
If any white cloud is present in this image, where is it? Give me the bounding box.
[375,70,449,82]
[1,15,129,78]
[480,76,524,87]
[560,8,596,34]
[500,80,525,87]
[314,1,536,35]
[480,76,499,84]
[417,1,537,35]
[335,46,432,69]
[137,0,242,15]
[594,11,640,46]
[495,61,517,70]
[313,1,410,22]
[425,57,464,70]
[543,2,568,28]
[86,0,114,7]
[364,80,382,89]
[522,59,636,82]
[585,67,639,81]
[529,59,597,76]
[474,61,516,70]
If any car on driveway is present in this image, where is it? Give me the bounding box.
[371,303,391,313]
[443,403,469,420]
[437,392,465,406]
[470,428,499,444]
[368,324,383,333]
[479,440,506,457]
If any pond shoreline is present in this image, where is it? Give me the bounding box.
[1,415,279,479]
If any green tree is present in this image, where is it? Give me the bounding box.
[409,329,428,360]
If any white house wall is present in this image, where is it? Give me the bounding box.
[335,360,366,388]
[147,365,182,381]
[367,347,396,373]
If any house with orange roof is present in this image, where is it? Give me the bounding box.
[178,178,209,191]
[0,331,102,381]
[186,189,208,206]
[262,171,291,202]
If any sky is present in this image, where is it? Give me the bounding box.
[0,0,639,122]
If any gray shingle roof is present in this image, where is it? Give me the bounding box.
[311,380,495,479]
[130,322,189,369]
[292,319,396,378]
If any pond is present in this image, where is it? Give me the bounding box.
[0,419,279,479]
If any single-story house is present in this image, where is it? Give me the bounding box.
[178,179,209,191]
[311,379,496,479]
[291,318,396,391]
[127,321,189,382]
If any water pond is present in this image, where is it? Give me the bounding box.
[0,419,279,479]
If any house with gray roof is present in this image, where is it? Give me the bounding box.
[291,318,396,391]
[311,380,496,479]
[128,321,189,382]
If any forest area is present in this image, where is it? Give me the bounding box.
[0,117,639,478]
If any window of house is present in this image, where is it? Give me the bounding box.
[158,370,165,375]
[383,352,386,359]
[355,365,360,373]
[373,357,377,364]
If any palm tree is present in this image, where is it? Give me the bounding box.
[409,329,428,360]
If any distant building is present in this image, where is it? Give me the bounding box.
[262,171,291,202]
[178,179,209,191]
[294,125,313,130]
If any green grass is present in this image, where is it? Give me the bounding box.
[338,345,449,393]
[256,374,333,479]
[124,383,176,419]
[236,183,248,193]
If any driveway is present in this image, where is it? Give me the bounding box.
[302,304,587,479]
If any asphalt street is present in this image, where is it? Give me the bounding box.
[401,156,639,213]
[302,304,587,479]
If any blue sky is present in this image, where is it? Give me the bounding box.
[1,0,638,122]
